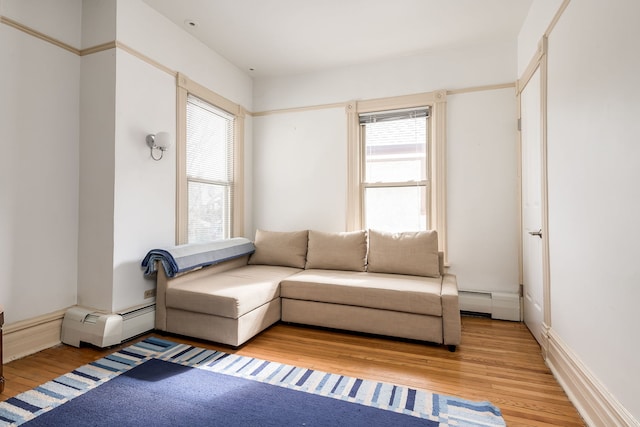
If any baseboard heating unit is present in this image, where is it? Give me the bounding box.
[61,304,155,348]
[458,291,521,321]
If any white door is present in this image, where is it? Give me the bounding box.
[520,68,545,345]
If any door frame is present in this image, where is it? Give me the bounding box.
[517,37,552,358]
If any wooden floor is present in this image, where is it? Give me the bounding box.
[2,316,584,426]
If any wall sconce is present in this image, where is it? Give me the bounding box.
[146,132,171,161]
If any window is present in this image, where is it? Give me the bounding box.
[360,108,429,231]
[346,91,447,261]
[186,95,234,242]
[176,73,245,244]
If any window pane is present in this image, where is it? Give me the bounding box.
[188,181,230,242]
[185,94,234,244]
[364,186,427,232]
[364,117,426,183]
[186,96,233,183]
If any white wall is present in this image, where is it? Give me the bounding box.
[254,42,517,112]
[2,0,254,320]
[76,0,117,312]
[252,42,520,294]
[0,1,81,324]
[116,0,253,112]
[516,0,563,75]
[0,0,82,47]
[106,0,253,311]
[447,88,519,293]
[253,108,347,232]
[112,49,176,311]
[547,0,640,421]
[77,48,117,311]
[519,0,640,422]
[80,0,115,49]
[79,0,255,312]
[112,0,259,243]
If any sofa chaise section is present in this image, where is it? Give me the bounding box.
[154,230,308,347]
[156,256,302,347]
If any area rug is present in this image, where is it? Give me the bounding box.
[0,337,505,426]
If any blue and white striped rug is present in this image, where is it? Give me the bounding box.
[0,337,505,426]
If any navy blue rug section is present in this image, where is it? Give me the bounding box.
[23,358,438,427]
[1,338,505,426]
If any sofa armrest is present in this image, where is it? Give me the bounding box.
[441,273,461,346]
[155,255,250,330]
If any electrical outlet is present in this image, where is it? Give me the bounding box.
[144,289,156,299]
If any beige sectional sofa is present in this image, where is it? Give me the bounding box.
[154,229,461,351]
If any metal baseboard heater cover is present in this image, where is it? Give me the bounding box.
[61,304,155,348]
[458,291,521,321]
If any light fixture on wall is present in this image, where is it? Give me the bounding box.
[146,132,171,161]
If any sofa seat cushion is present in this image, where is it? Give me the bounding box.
[280,269,443,317]
[166,265,301,319]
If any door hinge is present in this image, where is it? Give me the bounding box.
[517,118,522,131]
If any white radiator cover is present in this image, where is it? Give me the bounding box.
[459,291,521,321]
[61,304,155,348]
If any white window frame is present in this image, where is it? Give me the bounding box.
[176,73,245,244]
[360,107,429,232]
[346,91,448,262]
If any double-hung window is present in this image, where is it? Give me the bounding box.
[347,91,448,261]
[176,73,245,244]
[186,95,234,242]
[360,108,429,231]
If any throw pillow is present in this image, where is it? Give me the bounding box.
[367,229,440,278]
[305,230,367,271]
[248,229,308,268]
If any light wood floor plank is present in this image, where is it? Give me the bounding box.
[0,316,584,426]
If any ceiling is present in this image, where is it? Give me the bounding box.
[143,0,533,78]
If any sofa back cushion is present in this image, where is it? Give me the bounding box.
[248,229,308,268]
[305,230,367,272]
[367,229,440,277]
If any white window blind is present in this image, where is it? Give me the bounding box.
[360,107,429,231]
[186,94,235,243]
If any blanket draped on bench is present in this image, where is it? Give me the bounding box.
[141,238,255,278]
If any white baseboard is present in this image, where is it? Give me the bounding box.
[547,329,639,427]
[3,309,66,363]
